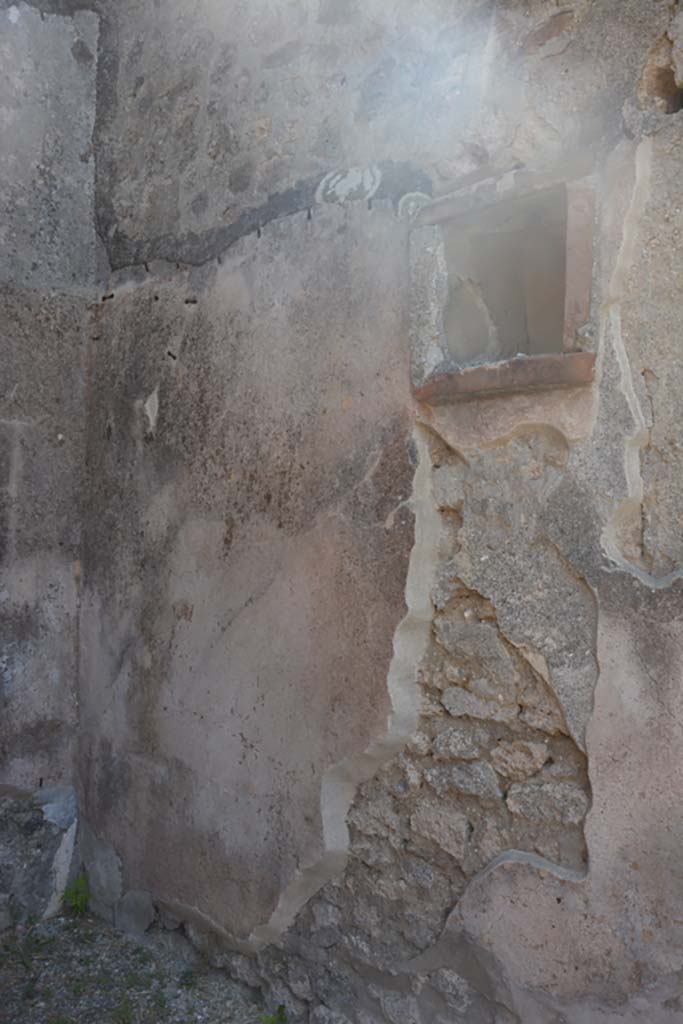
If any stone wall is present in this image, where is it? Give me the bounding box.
[5,0,683,1020]
[0,0,100,787]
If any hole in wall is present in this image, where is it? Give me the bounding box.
[639,36,683,113]
[648,64,683,112]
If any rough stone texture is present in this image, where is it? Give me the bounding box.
[0,2,101,293]
[0,784,77,926]
[489,740,549,782]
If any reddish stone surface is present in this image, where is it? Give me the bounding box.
[412,351,596,405]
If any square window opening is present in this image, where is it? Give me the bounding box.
[441,185,568,366]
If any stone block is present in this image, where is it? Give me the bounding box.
[79,821,123,920]
[440,686,517,724]
[425,762,501,801]
[0,786,77,923]
[410,805,470,860]
[432,722,488,761]
[490,741,549,781]
[34,785,77,830]
[506,781,589,825]
[115,889,156,936]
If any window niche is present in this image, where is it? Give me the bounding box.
[409,181,596,404]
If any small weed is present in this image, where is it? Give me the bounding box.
[49,1018,73,1024]
[22,976,38,1001]
[72,979,87,996]
[152,991,169,1019]
[133,946,152,964]
[124,970,150,989]
[112,998,134,1024]
[63,874,90,917]
[179,967,197,989]
[96,971,114,991]
[262,1006,288,1024]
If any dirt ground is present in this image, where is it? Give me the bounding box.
[0,913,263,1024]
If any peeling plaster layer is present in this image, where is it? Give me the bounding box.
[211,75,683,1024]
[251,426,440,947]
[373,121,683,1024]
[601,137,661,585]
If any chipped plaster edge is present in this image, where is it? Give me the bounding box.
[43,819,78,919]
[600,137,683,591]
[249,424,442,948]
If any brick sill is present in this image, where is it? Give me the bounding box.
[412,351,596,405]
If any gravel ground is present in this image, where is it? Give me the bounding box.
[0,914,263,1024]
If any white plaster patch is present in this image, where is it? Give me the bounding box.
[44,820,77,919]
[144,385,159,435]
[315,165,381,205]
[7,6,20,24]
[398,191,432,220]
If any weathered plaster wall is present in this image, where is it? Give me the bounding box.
[0,1,99,787]
[0,1,101,294]
[79,202,417,940]
[0,286,87,788]
[77,1,683,1020]
[6,0,683,1021]
[95,0,666,267]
